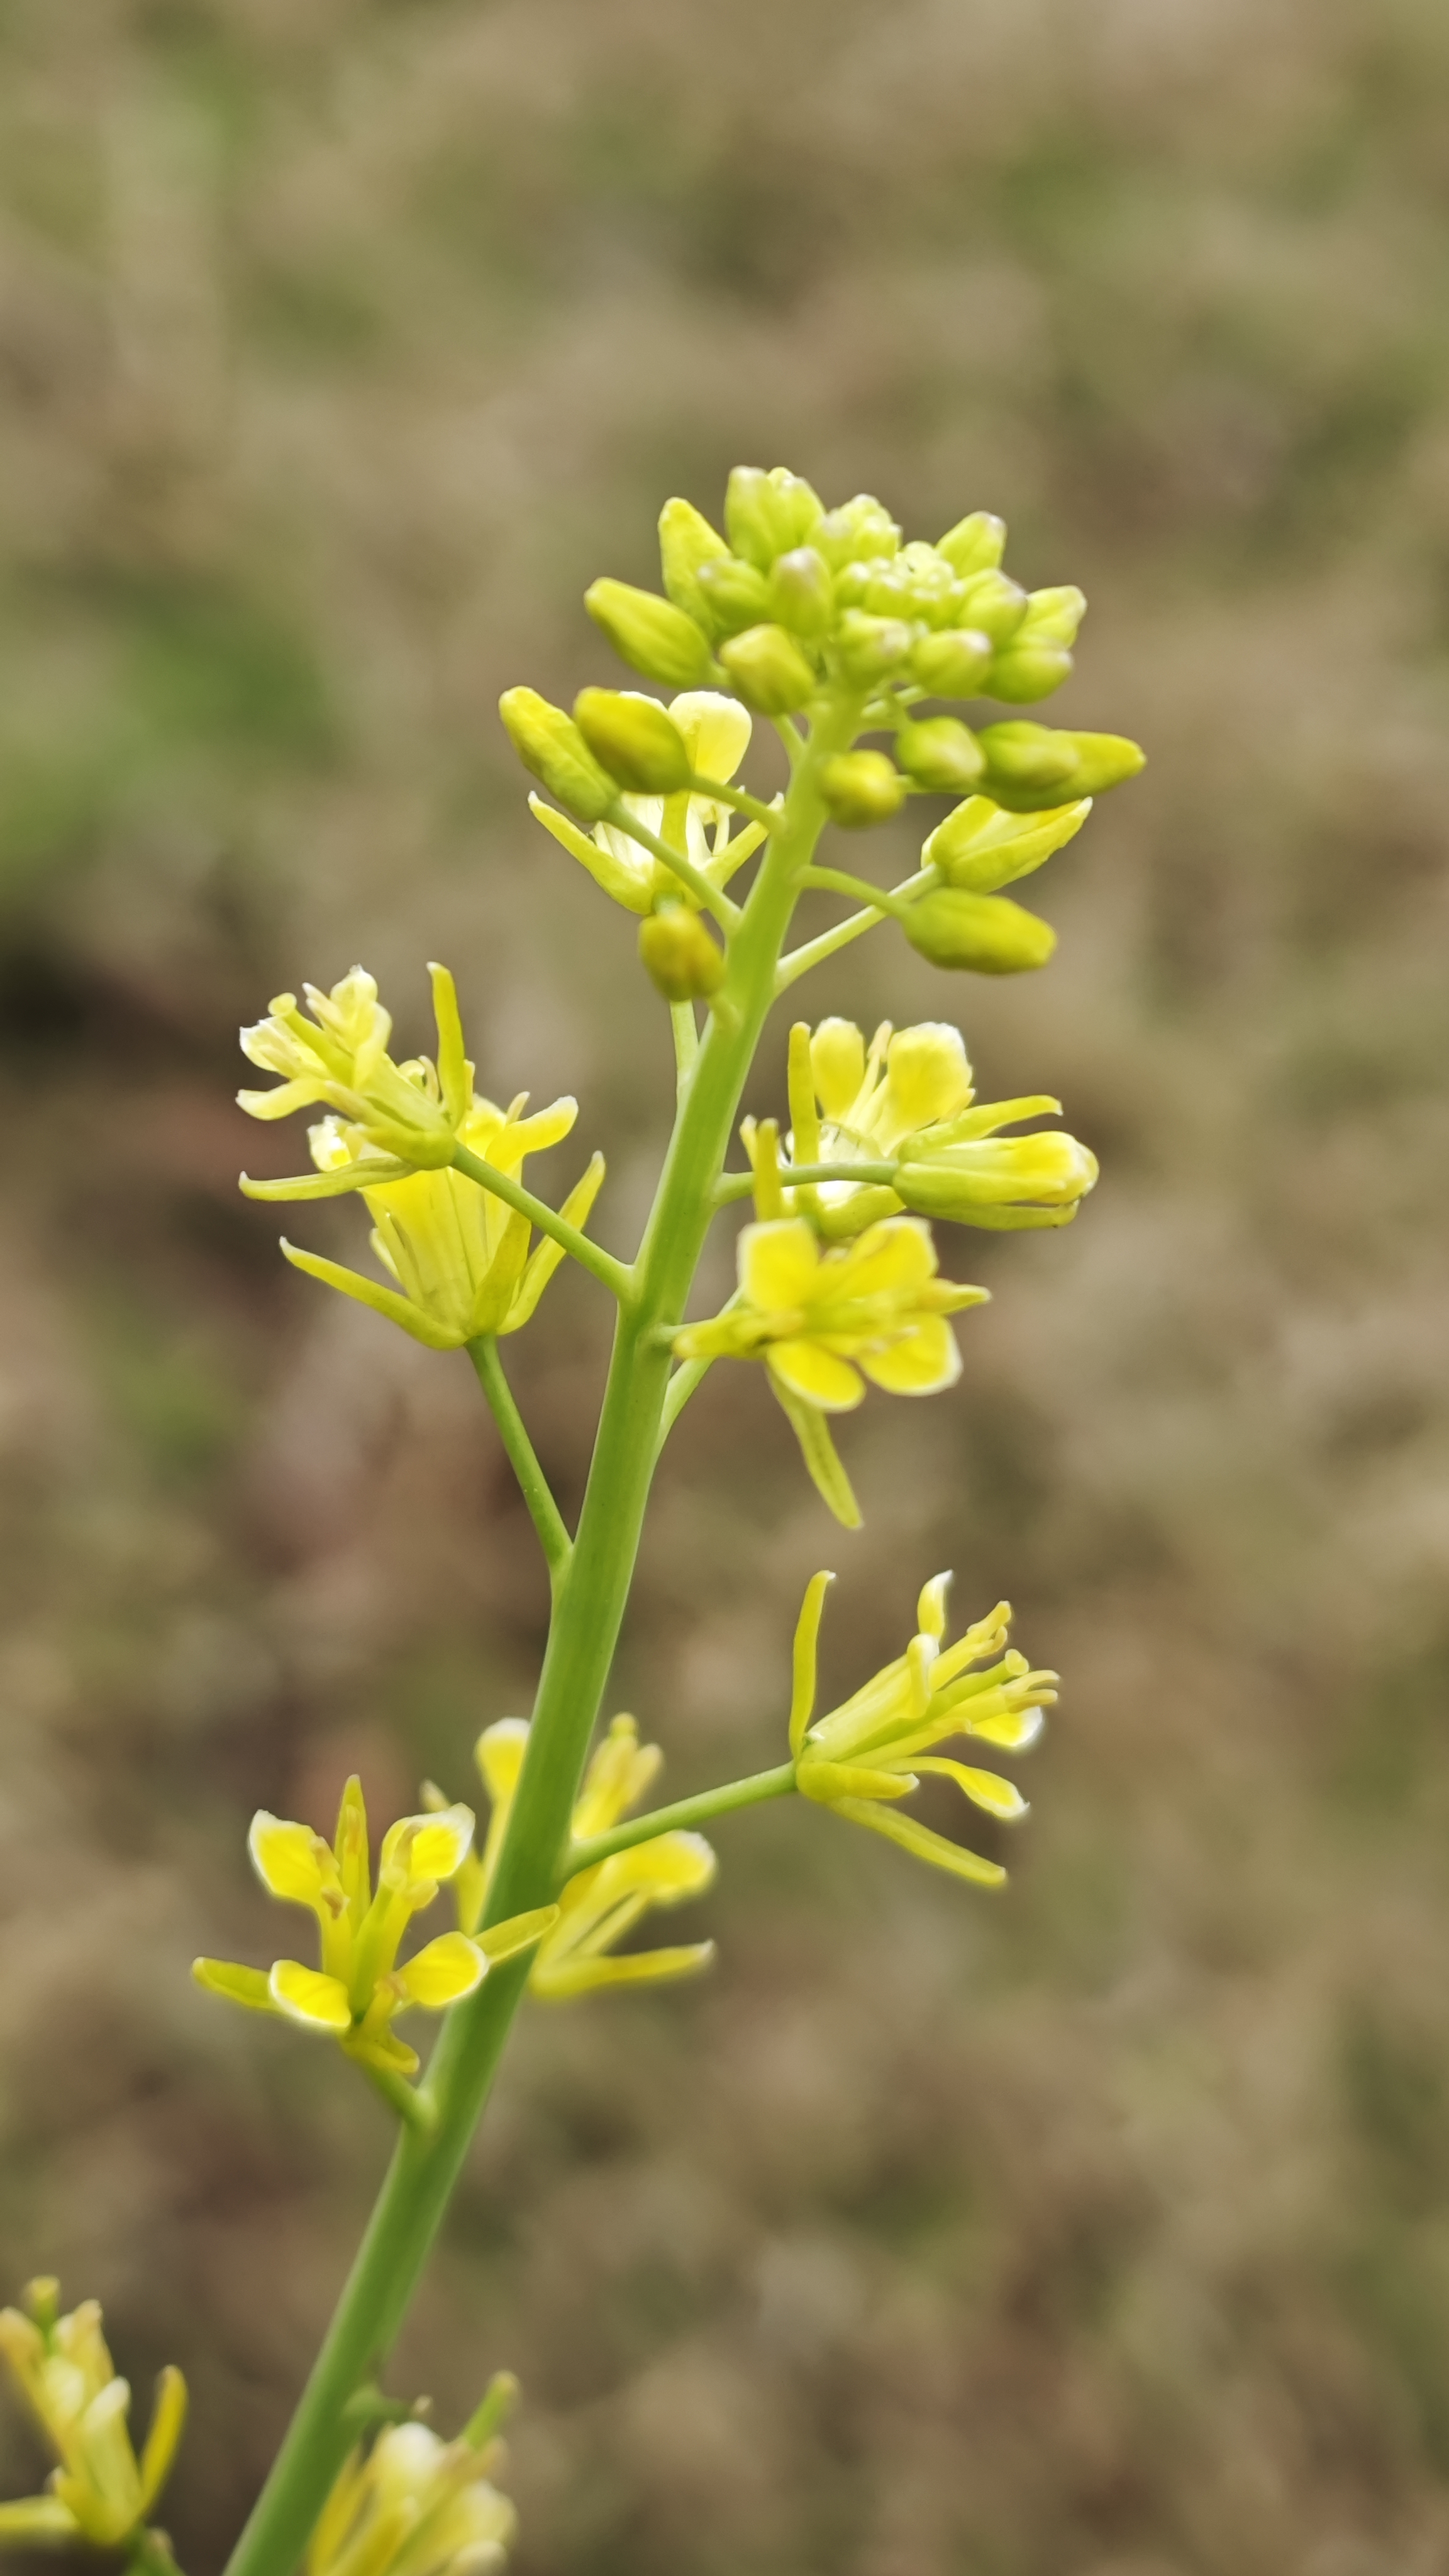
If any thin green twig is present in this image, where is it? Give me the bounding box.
[566,1762,798,1874]
[450,1144,630,1302]
[468,1338,573,1590]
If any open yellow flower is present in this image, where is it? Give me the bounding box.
[776,1016,1098,1238]
[440,1715,716,1999]
[790,1572,1054,1885]
[194,1777,555,2082]
[0,2279,186,2551]
[308,2413,515,2576]
[240,963,471,1168]
[529,691,770,914]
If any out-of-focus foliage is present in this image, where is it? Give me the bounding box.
[1,3,1448,2573]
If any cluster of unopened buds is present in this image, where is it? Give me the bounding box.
[0,468,1142,2576]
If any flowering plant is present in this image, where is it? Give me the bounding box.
[0,467,1141,2574]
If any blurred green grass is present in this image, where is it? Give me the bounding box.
[1,4,1448,2573]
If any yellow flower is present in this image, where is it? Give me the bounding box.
[308,2413,515,2576]
[193,1777,555,2082]
[279,1096,604,1352]
[790,1572,1054,1885]
[777,1016,1098,1238]
[239,964,472,1169]
[442,1716,716,1999]
[0,2279,186,2551]
[529,691,769,914]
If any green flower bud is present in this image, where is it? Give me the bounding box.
[658,497,731,630]
[638,907,725,1001]
[832,609,914,686]
[814,495,902,570]
[894,717,984,794]
[1019,584,1086,647]
[977,722,1145,811]
[585,579,716,689]
[984,643,1075,703]
[901,887,1057,974]
[897,541,963,628]
[694,555,772,636]
[768,547,834,638]
[717,623,817,714]
[923,794,1091,891]
[954,570,1030,647]
[724,467,824,570]
[499,688,619,824]
[911,628,995,696]
[819,750,908,828]
[935,511,1007,577]
[573,689,692,793]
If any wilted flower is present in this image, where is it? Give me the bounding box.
[0,2279,186,2551]
[194,1778,555,2082]
[441,1716,716,1999]
[791,1574,1053,1885]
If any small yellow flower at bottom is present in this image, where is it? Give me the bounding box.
[194,1776,557,2082]
[673,1213,984,1526]
[308,2406,516,2576]
[433,1716,716,1999]
[788,1571,1055,1886]
[0,2279,186,2551]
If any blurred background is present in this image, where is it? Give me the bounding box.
[1,3,1448,2572]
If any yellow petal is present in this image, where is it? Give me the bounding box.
[380,1805,477,1897]
[830,1797,1007,1887]
[191,1958,278,2014]
[770,1382,863,1530]
[809,1019,867,1123]
[669,689,751,780]
[248,1814,339,1910]
[279,1243,463,1350]
[0,2499,81,2540]
[788,1570,835,1757]
[475,1718,529,1808]
[476,1904,560,1963]
[860,1316,961,1395]
[766,1340,865,1411]
[532,1942,716,2000]
[883,1023,974,1133]
[740,1216,820,1313]
[796,1755,914,1804]
[269,1962,353,2031]
[137,2368,187,2517]
[914,1757,1029,1819]
[917,1572,952,1640]
[593,1831,716,1903]
[394,1931,488,2009]
[837,1216,937,1297]
[964,1701,1047,1752]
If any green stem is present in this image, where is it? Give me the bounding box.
[670,999,700,1091]
[467,1339,572,1589]
[566,1762,797,1874]
[775,864,935,991]
[450,1144,630,1302]
[801,864,907,913]
[690,775,780,832]
[219,694,861,2576]
[602,806,741,929]
[713,1158,899,1206]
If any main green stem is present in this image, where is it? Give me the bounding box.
[220,700,858,2576]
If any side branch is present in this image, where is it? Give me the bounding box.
[450,1144,631,1302]
[775,865,935,991]
[565,1762,798,1875]
[468,1338,573,1588]
[601,806,741,930]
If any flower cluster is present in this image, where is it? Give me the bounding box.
[308,2406,515,2576]
[773,1014,1098,1238]
[0,2280,186,2552]
[437,1714,716,1999]
[791,1573,1054,1886]
[238,966,604,1350]
[194,1779,555,2084]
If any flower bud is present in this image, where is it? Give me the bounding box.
[924,794,1091,891]
[1019,584,1087,647]
[977,722,1144,811]
[813,494,902,569]
[819,750,908,827]
[499,689,619,823]
[901,888,1057,974]
[639,907,726,1000]
[584,579,716,689]
[910,628,995,697]
[695,555,772,636]
[935,511,1006,578]
[724,466,824,570]
[954,569,1030,646]
[658,497,731,629]
[831,609,914,686]
[768,547,834,638]
[894,1131,1097,1221]
[894,717,984,794]
[718,623,816,714]
[985,643,1075,702]
[573,688,692,792]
